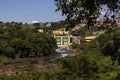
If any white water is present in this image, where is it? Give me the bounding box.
[55,48,71,58]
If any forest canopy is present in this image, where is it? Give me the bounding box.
[0,22,57,59]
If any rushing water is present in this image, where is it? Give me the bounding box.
[55,48,71,58]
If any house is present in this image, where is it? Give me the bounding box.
[53,29,71,48]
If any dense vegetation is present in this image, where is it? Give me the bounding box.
[0,26,120,79]
[0,0,120,79]
[43,29,120,80]
[0,22,57,59]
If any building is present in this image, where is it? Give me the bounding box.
[38,29,43,32]
[53,29,71,48]
[85,36,97,42]
[116,17,120,27]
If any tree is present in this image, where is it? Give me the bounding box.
[0,22,57,58]
[57,51,120,80]
[54,0,120,30]
[97,30,120,65]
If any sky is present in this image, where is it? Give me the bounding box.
[0,0,66,23]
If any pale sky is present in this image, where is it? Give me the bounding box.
[0,0,66,23]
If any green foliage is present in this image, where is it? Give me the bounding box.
[0,71,45,80]
[57,51,120,80]
[97,30,120,65]
[0,22,57,59]
[0,28,120,80]
[45,29,120,80]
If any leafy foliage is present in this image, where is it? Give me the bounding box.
[54,0,120,30]
[0,27,120,79]
[0,22,57,58]
[97,30,120,65]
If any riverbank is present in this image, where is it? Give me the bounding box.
[0,49,80,76]
[0,57,59,75]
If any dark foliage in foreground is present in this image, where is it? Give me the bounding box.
[0,22,57,58]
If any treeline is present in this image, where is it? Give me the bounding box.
[33,20,66,32]
[0,22,57,59]
[1,29,120,80]
[1,21,120,80]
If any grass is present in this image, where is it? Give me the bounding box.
[0,55,12,64]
